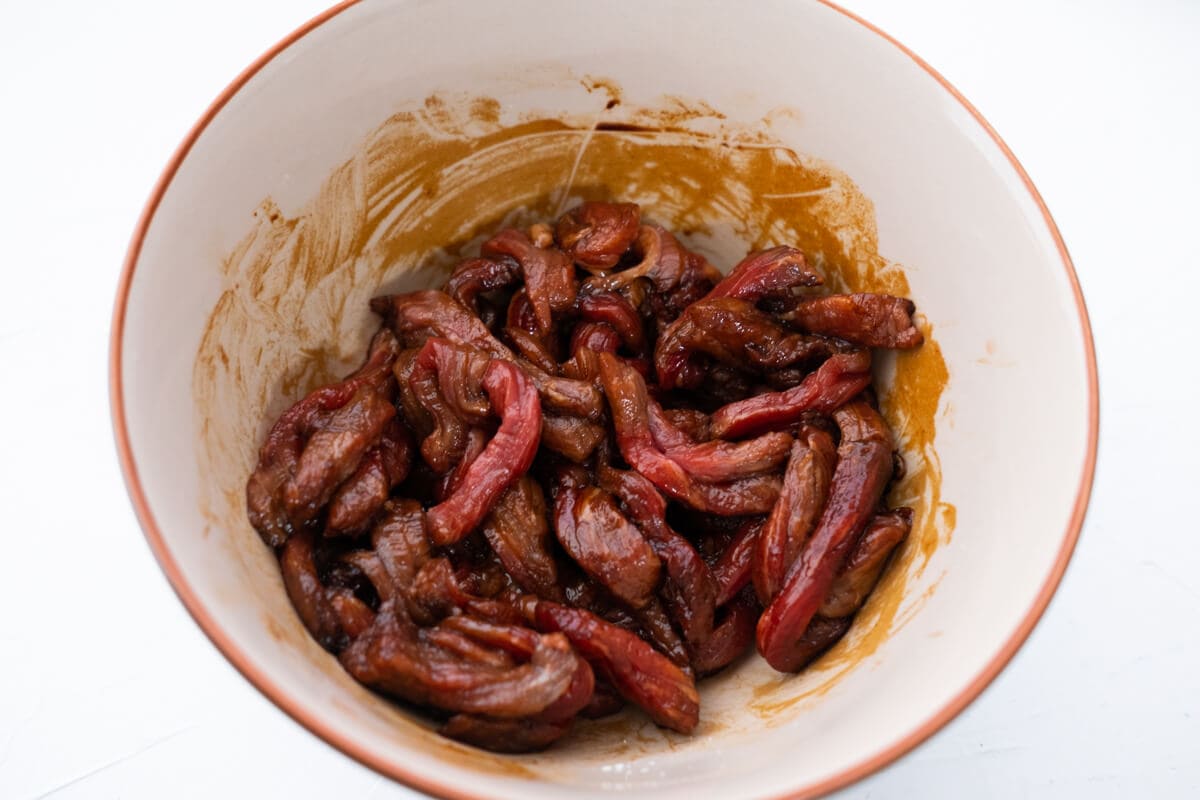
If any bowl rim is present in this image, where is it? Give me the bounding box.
[108,1,1100,797]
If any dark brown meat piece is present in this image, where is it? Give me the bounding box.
[819,508,912,617]
[635,598,693,671]
[414,338,492,424]
[691,592,758,676]
[757,401,894,671]
[787,293,923,349]
[436,427,488,502]
[246,387,338,547]
[326,419,413,535]
[247,329,400,546]
[570,321,622,356]
[440,714,570,753]
[372,290,508,356]
[280,530,349,651]
[576,291,645,352]
[482,228,576,334]
[445,256,520,316]
[581,680,626,718]
[406,358,467,474]
[581,224,696,294]
[598,465,717,648]
[555,201,641,270]
[541,414,605,463]
[753,429,837,604]
[599,351,782,515]
[774,615,853,671]
[284,386,396,524]
[407,338,492,473]
[527,366,604,421]
[709,349,874,439]
[437,615,595,752]
[658,407,711,443]
[505,289,542,338]
[504,326,558,373]
[406,558,525,627]
[373,289,603,419]
[481,477,561,599]
[654,297,847,391]
[341,603,579,718]
[647,398,792,482]
[427,360,542,545]
[371,499,430,595]
[531,601,700,734]
[712,518,762,607]
[560,344,603,385]
[554,486,662,610]
[706,245,823,302]
[439,615,596,720]
[392,348,432,439]
[646,245,724,324]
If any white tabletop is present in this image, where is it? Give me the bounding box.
[1,1,1196,797]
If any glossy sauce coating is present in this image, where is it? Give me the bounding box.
[246,201,921,751]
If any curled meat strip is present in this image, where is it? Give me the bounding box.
[445,256,520,317]
[372,290,507,356]
[414,339,492,424]
[326,419,413,535]
[481,477,561,600]
[373,289,602,420]
[599,352,781,515]
[787,293,923,349]
[819,508,912,617]
[555,201,641,270]
[647,399,792,482]
[435,615,595,751]
[371,499,430,594]
[712,518,763,607]
[753,428,837,604]
[505,289,542,339]
[554,486,661,610]
[285,387,395,523]
[426,360,542,546]
[598,465,718,647]
[407,338,489,473]
[709,349,874,439]
[341,603,579,719]
[247,328,401,546]
[280,530,350,651]
[569,321,622,356]
[482,228,576,334]
[531,601,700,734]
[505,326,558,372]
[691,592,758,676]
[707,245,823,302]
[576,291,645,352]
[581,224,691,294]
[655,297,848,391]
[756,401,895,671]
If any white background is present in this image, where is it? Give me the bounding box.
[1,1,1197,797]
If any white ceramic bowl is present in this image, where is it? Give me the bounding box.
[111,1,1098,798]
